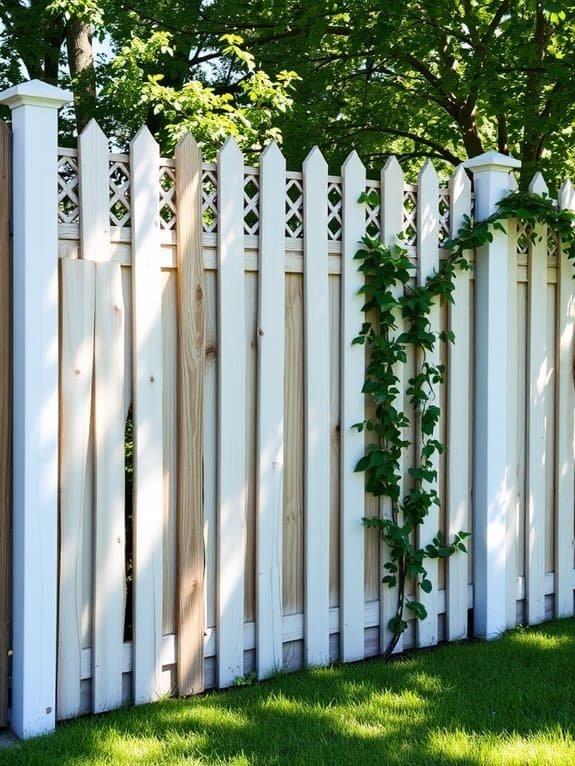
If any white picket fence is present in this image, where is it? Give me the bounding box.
[3,80,575,739]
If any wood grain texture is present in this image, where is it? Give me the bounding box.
[78,120,111,262]
[130,127,164,704]
[58,259,95,720]
[0,121,9,727]
[93,261,126,714]
[175,134,206,695]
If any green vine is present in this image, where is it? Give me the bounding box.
[355,188,575,659]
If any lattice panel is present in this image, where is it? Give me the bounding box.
[109,160,131,228]
[517,221,529,255]
[202,168,218,233]
[365,194,380,238]
[244,173,260,235]
[285,177,304,237]
[438,190,450,244]
[403,190,417,247]
[58,154,80,225]
[159,166,176,230]
[327,181,343,241]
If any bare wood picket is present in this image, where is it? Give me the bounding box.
[525,172,548,625]
[416,160,439,648]
[130,127,164,703]
[79,121,111,262]
[303,147,331,667]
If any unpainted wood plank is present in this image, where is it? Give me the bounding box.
[256,142,285,678]
[204,271,218,630]
[79,120,111,262]
[303,147,331,667]
[525,172,548,625]
[216,137,246,687]
[58,259,96,720]
[339,151,365,662]
[415,160,440,648]
[93,261,126,713]
[555,180,575,617]
[0,121,10,728]
[446,165,471,641]
[130,127,164,704]
[175,133,206,695]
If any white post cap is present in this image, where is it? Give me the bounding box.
[0,79,72,110]
[464,151,521,174]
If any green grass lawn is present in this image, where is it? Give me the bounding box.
[3,619,575,765]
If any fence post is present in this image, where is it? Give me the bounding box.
[464,151,521,639]
[0,80,71,737]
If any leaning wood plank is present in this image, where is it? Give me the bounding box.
[303,147,331,667]
[175,134,206,695]
[525,172,548,625]
[556,180,575,618]
[79,120,111,262]
[0,121,9,728]
[446,166,472,640]
[216,138,246,687]
[505,173,520,629]
[58,259,96,720]
[93,261,126,713]
[379,155,405,655]
[256,142,285,679]
[416,160,439,648]
[130,127,164,703]
[339,151,366,662]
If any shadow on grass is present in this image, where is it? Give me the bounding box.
[5,619,575,765]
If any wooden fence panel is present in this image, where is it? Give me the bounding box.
[216,138,246,687]
[446,165,472,641]
[0,121,9,729]
[58,259,95,720]
[416,161,440,648]
[303,147,330,667]
[556,180,575,617]
[256,143,285,678]
[130,127,164,703]
[525,173,548,625]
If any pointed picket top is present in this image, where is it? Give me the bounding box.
[508,172,519,192]
[175,131,201,159]
[559,179,575,211]
[382,154,403,184]
[303,145,328,173]
[419,158,439,185]
[449,164,471,202]
[131,124,158,152]
[342,149,365,174]
[219,134,243,163]
[261,140,285,165]
[528,171,548,196]
[380,155,404,246]
[80,117,108,146]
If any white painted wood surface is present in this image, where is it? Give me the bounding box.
[525,172,548,625]
[216,138,247,687]
[416,160,439,648]
[303,147,331,667]
[0,79,72,738]
[339,150,366,662]
[446,165,472,641]
[93,261,126,713]
[556,180,575,617]
[256,142,285,678]
[379,155,405,655]
[58,259,96,720]
[79,121,111,262]
[130,127,164,703]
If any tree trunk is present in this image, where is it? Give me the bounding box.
[66,18,97,134]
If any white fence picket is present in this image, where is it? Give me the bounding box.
[340,151,366,662]
[93,261,126,713]
[446,165,471,641]
[303,147,331,666]
[556,180,575,618]
[380,155,405,655]
[416,160,439,648]
[58,259,95,720]
[256,142,286,678]
[79,120,111,262]
[525,172,548,625]
[216,138,246,687]
[130,127,164,703]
